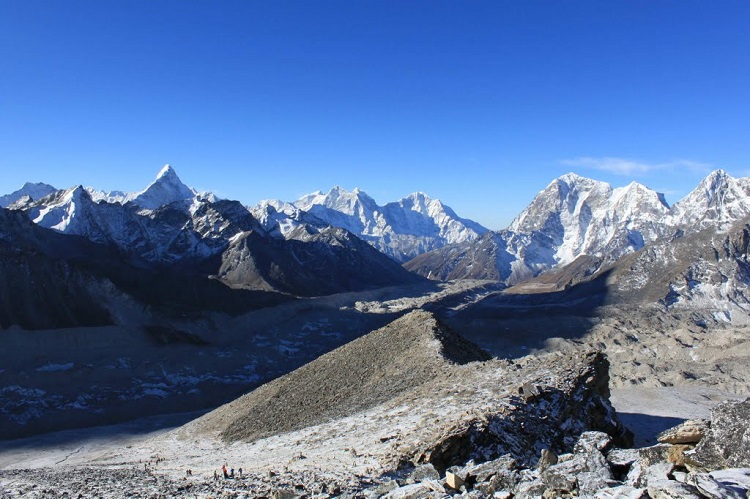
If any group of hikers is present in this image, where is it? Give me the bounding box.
[213,463,243,480]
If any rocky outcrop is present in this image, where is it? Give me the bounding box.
[688,398,750,471]
[401,351,632,474]
[376,399,750,498]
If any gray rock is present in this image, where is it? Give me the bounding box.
[577,471,621,496]
[381,482,442,499]
[405,463,440,484]
[657,419,710,445]
[593,485,647,498]
[479,467,522,496]
[537,448,558,472]
[647,478,704,499]
[364,479,399,498]
[513,478,547,498]
[541,447,612,495]
[689,398,750,471]
[575,431,613,454]
[671,471,689,483]
[625,444,672,487]
[607,448,639,468]
[642,461,674,486]
[689,468,750,499]
[271,489,300,499]
[467,454,516,483]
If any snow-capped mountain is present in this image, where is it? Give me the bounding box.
[82,164,201,209]
[0,182,57,208]
[250,199,330,239]
[252,186,488,262]
[508,173,670,264]
[668,169,750,231]
[406,170,750,286]
[129,164,198,209]
[8,166,421,296]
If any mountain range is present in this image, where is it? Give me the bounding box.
[2,166,422,309]
[3,166,750,327]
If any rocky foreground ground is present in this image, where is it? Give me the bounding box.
[1,311,749,498]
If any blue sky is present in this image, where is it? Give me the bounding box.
[1,1,749,229]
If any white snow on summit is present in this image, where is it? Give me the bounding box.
[252,186,488,262]
[129,164,197,210]
[83,165,201,209]
[669,169,750,231]
[0,182,57,208]
[508,172,670,265]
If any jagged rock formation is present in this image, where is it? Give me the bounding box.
[379,425,750,497]
[252,187,488,262]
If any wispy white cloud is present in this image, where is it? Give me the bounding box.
[561,157,713,176]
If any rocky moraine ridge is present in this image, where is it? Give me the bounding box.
[1,311,748,497]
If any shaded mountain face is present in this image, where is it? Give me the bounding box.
[406,170,750,290]
[0,206,294,329]
[251,186,488,262]
[503,216,750,320]
[0,208,117,329]
[218,225,423,296]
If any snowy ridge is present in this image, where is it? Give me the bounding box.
[253,186,488,262]
[0,182,57,208]
[18,167,237,263]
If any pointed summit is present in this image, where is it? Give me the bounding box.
[157,164,177,179]
[509,173,612,233]
[670,169,750,229]
[130,164,196,210]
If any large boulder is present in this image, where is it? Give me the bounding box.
[657,419,710,445]
[688,398,750,471]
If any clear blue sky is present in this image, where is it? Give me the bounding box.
[1,1,749,229]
